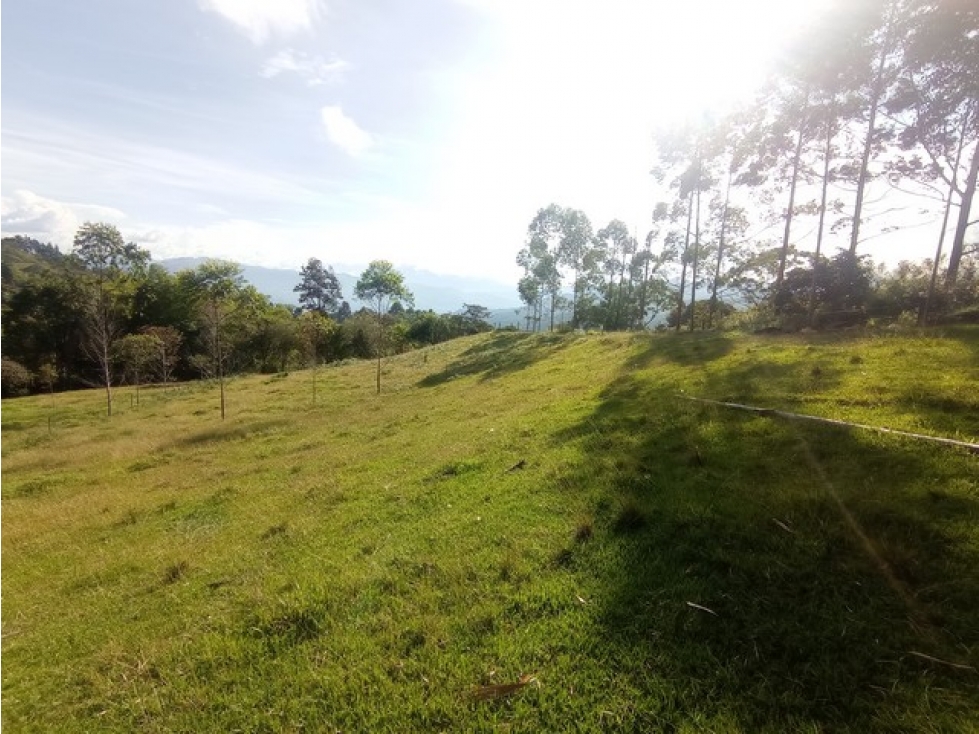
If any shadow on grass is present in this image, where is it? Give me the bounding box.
[417,331,580,387]
[896,392,979,441]
[628,331,737,369]
[552,369,979,731]
[169,419,290,449]
[936,324,979,359]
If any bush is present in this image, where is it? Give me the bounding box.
[2,358,33,397]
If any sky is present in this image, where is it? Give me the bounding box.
[4,0,935,286]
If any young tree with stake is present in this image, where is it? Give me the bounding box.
[354,261,413,394]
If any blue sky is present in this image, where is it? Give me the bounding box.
[7,0,934,284]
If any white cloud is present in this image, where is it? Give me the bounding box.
[320,106,373,157]
[199,0,322,44]
[261,49,347,86]
[1,190,126,249]
[2,120,326,208]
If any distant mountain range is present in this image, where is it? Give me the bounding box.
[158,258,525,327]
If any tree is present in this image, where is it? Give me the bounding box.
[184,260,244,419]
[460,303,493,332]
[2,271,87,389]
[844,0,904,254]
[594,220,636,330]
[295,258,343,315]
[556,208,594,327]
[72,222,148,416]
[112,333,162,407]
[141,325,184,386]
[520,206,564,331]
[298,311,337,404]
[354,260,414,394]
[894,0,979,289]
[1,359,32,397]
[72,222,147,281]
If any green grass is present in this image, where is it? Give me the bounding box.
[3,327,979,732]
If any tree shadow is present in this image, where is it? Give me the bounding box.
[417,332,580,387]
[894,393,979,442]
[934,324,979,359]
[168,419,290,449]
[551,370,979,731]
[628,331,738,369]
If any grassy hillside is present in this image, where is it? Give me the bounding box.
[3,327,978,732]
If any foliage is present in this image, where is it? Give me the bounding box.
[1,358,33,397]
[775,251,875,327]
[294,257,343,316]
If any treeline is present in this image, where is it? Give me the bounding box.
[1,229,493,400]
[516,0,978,331]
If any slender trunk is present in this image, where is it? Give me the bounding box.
[96,280,113,417]
[675,192,694,332]
[850,21,893,254]
[689,185,701,332]
[216,309,226,420]
[776,116,807,294]
[946,139,979,288]
[135,366,140,407]
[709,169,733,328]
[638,234,652,329]
[624,260,636,329]
[809,118,835,326]
[616,249,629,329]
[218,368,225,419]
[375,309,384,393]
[922,111,970,323]
[571,265,580,328]
[102,327,112,417]
[605,267,615,330]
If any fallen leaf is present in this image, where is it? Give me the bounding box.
[470,674,538,701]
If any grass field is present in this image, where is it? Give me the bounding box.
[3,326,978,732]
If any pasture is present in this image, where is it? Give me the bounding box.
[3,327,978,732]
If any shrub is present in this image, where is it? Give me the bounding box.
[1,358,32,397]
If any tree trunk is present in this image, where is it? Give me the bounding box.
[689,185,701,332]
[217,327,226,420]
[776,118,806,294]
[616,249,629,329]
[809,119,835,326]
[312,357,318,405]
[638,234,652,329]
[709,170,733,328]
[675,192,694,332]
[946,138,979,288]
[104,374,113,417]
[571,266,580,328]
[850,21,893,254]
[922,111,970,323]
[376,354,382,394]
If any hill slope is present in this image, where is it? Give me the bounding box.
[3,328,978,732]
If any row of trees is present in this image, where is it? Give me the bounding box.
[515,205,674,331]
[1,229,494,405]
[517,0,977,330]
